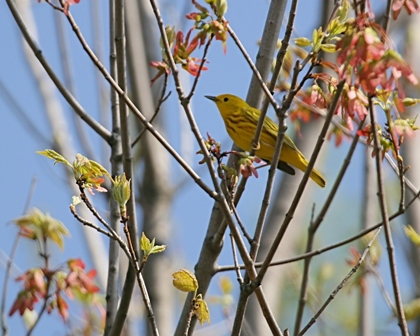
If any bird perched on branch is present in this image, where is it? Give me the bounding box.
[205,94,326,188]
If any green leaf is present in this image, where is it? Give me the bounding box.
[89,160,112,180]
[13,208,70,249]
[113,173,131,210]
[194,294,210,325]
[403,98,420,107]
[320,44,337,53]
[294,37,312,48]
[140,232,152,254]
[405,225,420,247]
[150,244,166,254]
[403,298,420,321]
[37,149,71,167]
[215,0,228,17]
[172,269,198,292]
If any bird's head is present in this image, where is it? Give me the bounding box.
[205,94,245,117]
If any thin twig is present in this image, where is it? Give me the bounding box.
[229,233,243,285]
[186,35,213,100]
[69,205,133,262]
[371,266,397,314]
[368,96,408,335]
[70,206,114,238]
[131,74,170,147]
[298,227,382,336]
[382,0,393,35]
[251,59,316,264]
[230,202,252,244]
[27,236,51,336]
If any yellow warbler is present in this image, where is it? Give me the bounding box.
[205,94,326,188]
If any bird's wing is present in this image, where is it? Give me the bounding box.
[242,106,301,152]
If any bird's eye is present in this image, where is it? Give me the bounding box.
[223,97,229,102]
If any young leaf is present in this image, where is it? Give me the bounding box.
[194,294,210,325]
[37,149,71,167]
[150,244,166,254]
[294,37,312,48]
[403,298,420,321]
[140,232,152,253]
[172,269,198,292]
[405,225,420,247]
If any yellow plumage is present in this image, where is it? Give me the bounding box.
[205,94,326,188]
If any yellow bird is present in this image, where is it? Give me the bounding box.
[205,94,326,188]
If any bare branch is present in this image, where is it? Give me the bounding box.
[368,96,408,335]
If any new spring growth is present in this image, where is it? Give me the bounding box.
[113,173,131,215]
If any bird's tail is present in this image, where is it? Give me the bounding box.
[309,168,326,188]
[284,149,326,188]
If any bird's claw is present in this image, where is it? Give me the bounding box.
[252,141,260,151]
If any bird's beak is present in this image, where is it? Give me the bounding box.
[205,95,218,102]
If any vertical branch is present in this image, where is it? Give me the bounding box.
[359,120,376,336]
[104,0,121,333]
[125,0,175,333]
[368,96,408,335]
[109,0,141,333]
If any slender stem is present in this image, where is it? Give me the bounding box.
[229,233,243,285]
[27,237,50,336]
[70,207,113,238]
[293,223,316,336]
[368,96,408,335]
[186,36,213,100]
[298,227,382,336]
[131,74,170,147]
[382,0,393,34]
[371,266,397,314]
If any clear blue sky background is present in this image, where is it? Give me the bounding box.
[1,0,416,335]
